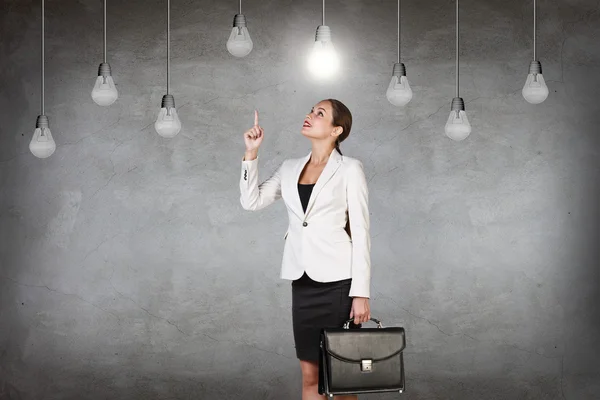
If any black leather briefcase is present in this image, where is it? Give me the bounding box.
[318,318,406,397]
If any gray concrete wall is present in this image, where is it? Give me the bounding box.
[1,0,599,398]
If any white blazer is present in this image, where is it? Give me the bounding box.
[239,147,371,298]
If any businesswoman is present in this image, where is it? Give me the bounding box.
[239,99,371,400]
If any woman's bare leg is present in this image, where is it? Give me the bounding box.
[300,360,324,400]
[299,360,358,400]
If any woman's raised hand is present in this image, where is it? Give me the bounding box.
[244,110,264,153]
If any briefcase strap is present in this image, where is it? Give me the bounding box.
[343,317,383,329]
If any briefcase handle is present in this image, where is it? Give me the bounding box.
[343,317,383,329]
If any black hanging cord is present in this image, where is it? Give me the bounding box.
[397,0,401,64]
[41,0,45,115]
[167,0,170,95]
[104,0,107,63]
[533,0,536,60]
[455,0,459,98]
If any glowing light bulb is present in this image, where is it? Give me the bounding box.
[386,63,412,106]
[91,63,118,106]
[522,61,549,104]
[155,94,181,138]
[308,25,340,79]
[227,14,253,58]
[30,115,56,158]
[444,98,471,141]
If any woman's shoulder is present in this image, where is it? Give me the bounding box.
[341,154,360,163]
[340,155,364,168]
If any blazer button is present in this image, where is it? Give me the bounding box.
[302,222,308,227]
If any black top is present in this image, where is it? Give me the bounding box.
[298,183,315,213]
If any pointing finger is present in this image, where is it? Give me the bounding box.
[254,110,259,127]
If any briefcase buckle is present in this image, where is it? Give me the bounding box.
[360,359,373,372]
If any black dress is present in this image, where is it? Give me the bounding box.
[292,183,354,361]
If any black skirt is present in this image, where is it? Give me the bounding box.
[292,272,354,361]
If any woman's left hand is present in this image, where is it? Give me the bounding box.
[350,297,371,324]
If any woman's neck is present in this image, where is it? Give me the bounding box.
[309,144,335,165]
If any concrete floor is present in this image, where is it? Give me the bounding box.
[1,0,599,398]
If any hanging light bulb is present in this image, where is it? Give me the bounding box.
[227,16,253,57]
[445,98,471,141]
[227,1,253,57]
[522,61,548,104]
[308,1,340,79]
[386,0,412,106]
[156,0,181,138]
[444,0,471,141]
[30,115,56,159]
[31,0,56,159]
[387,64,412,107]
[308,26,340,79]
[92,63,118,106]
[522,0,548,104]
[92,0,118,106]
[155,94,181,138]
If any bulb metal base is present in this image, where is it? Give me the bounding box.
[161,94,176,109]
[392,63,407,77]
[98,62,112,77]
[450,97,465,111]
[36,115,49,128]
[528,60,542,74]
[315,25,332,41]
[233,14,247,27]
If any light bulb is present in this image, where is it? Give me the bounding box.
[444,98,471,141]
[92,76,118,106]
[155,108,181,138]
[386,63,412,106]
[30,115,56,158]
[155,95,181,138]
[522,60,548,104]
[308,25,340,79]
[227,14,253,58]
[92,63,118,106]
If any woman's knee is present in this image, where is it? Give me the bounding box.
[299,360,319,387]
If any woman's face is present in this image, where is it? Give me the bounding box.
[301,100,342,141]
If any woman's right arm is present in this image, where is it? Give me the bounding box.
[239,150,284,211]
[239,111,283,211]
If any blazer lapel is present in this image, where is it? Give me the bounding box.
[291,152,313,219]
[294,149,342,219]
